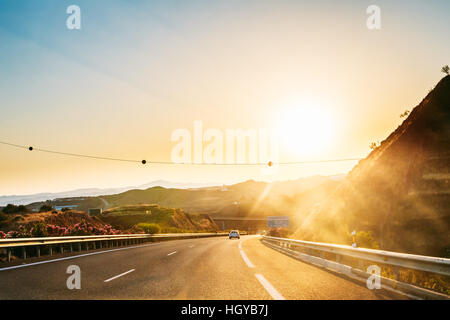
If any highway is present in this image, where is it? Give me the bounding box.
[0,236,405,300]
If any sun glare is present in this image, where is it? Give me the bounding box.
[277,103,335,156]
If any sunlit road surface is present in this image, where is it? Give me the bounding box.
[0,236,405,300]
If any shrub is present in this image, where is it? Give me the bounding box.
[161,227,183,233]
[30,222,48,237]
[2,204,28,214]
[369,141,380,150]
[5,225,31,238]
[0,213,8,222]
[348,230,379,249]
[1,221,121,239]
[267,228,290,238]
[39,205,53,212]
[136,223,161,234]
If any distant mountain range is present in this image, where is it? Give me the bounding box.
[0,180,224,206]
[0,176,346,207]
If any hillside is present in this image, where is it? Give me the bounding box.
[0,204,219,236]
[101,176,333,219]
[21,176,337,224]
[0,210,122,237]
[101,204,219,232]
[0,180,221,206]
[294,76,450,256]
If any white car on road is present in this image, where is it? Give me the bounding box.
[229,230,240,239]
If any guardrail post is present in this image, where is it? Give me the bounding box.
[358,260,364,270]
[49,245,53,256]
[22,247,26,260]
[70,243,73,253]
[36,246,40,257]
[60,244,64,254]
[77,243,81,251]
[336,254,341,263]
[99,241,102,249]
[394,266,399,280]
[7,248,11,262]
[86,242,89,251]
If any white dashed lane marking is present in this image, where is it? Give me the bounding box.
[255,274,285,300]
[104,269,135,283]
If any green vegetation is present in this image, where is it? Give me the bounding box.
[161,226,184,233]
[2,204,28,214]
[30,222,48,237]
[442,65,449,75]
[39,205,53,212]
[348,231,379,249]
[369,141,380,150]
[0,213,8,222]
[136,223,161,234]
[399,110,410,118]
[101,204,219,233]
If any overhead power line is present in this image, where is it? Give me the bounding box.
[0,140,362,166]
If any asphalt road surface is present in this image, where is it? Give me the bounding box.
[0,236,405,299]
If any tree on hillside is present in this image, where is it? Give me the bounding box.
[442,65,450,75]
[369,141,380,150]
[39,204,53,212]
[400,110,410,118]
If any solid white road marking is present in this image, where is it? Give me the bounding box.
[238,241,242,249]
[0,242,161,272]
[240,250,255,268]
[188,245,194,248]
[167,251,177,256]
[104,269,135,282]
[255,274,285,300]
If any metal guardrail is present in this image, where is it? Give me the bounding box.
[262,235,450,299]
[0,233,228,262]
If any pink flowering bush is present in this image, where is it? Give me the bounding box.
[5,228,30,238]
[1,221,121,238]
[44,222,121,236]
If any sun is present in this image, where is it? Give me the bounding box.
[277,103,335,156]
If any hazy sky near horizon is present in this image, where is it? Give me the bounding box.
[0,0,449,195]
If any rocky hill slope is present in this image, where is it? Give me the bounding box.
[294,76,450,256]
